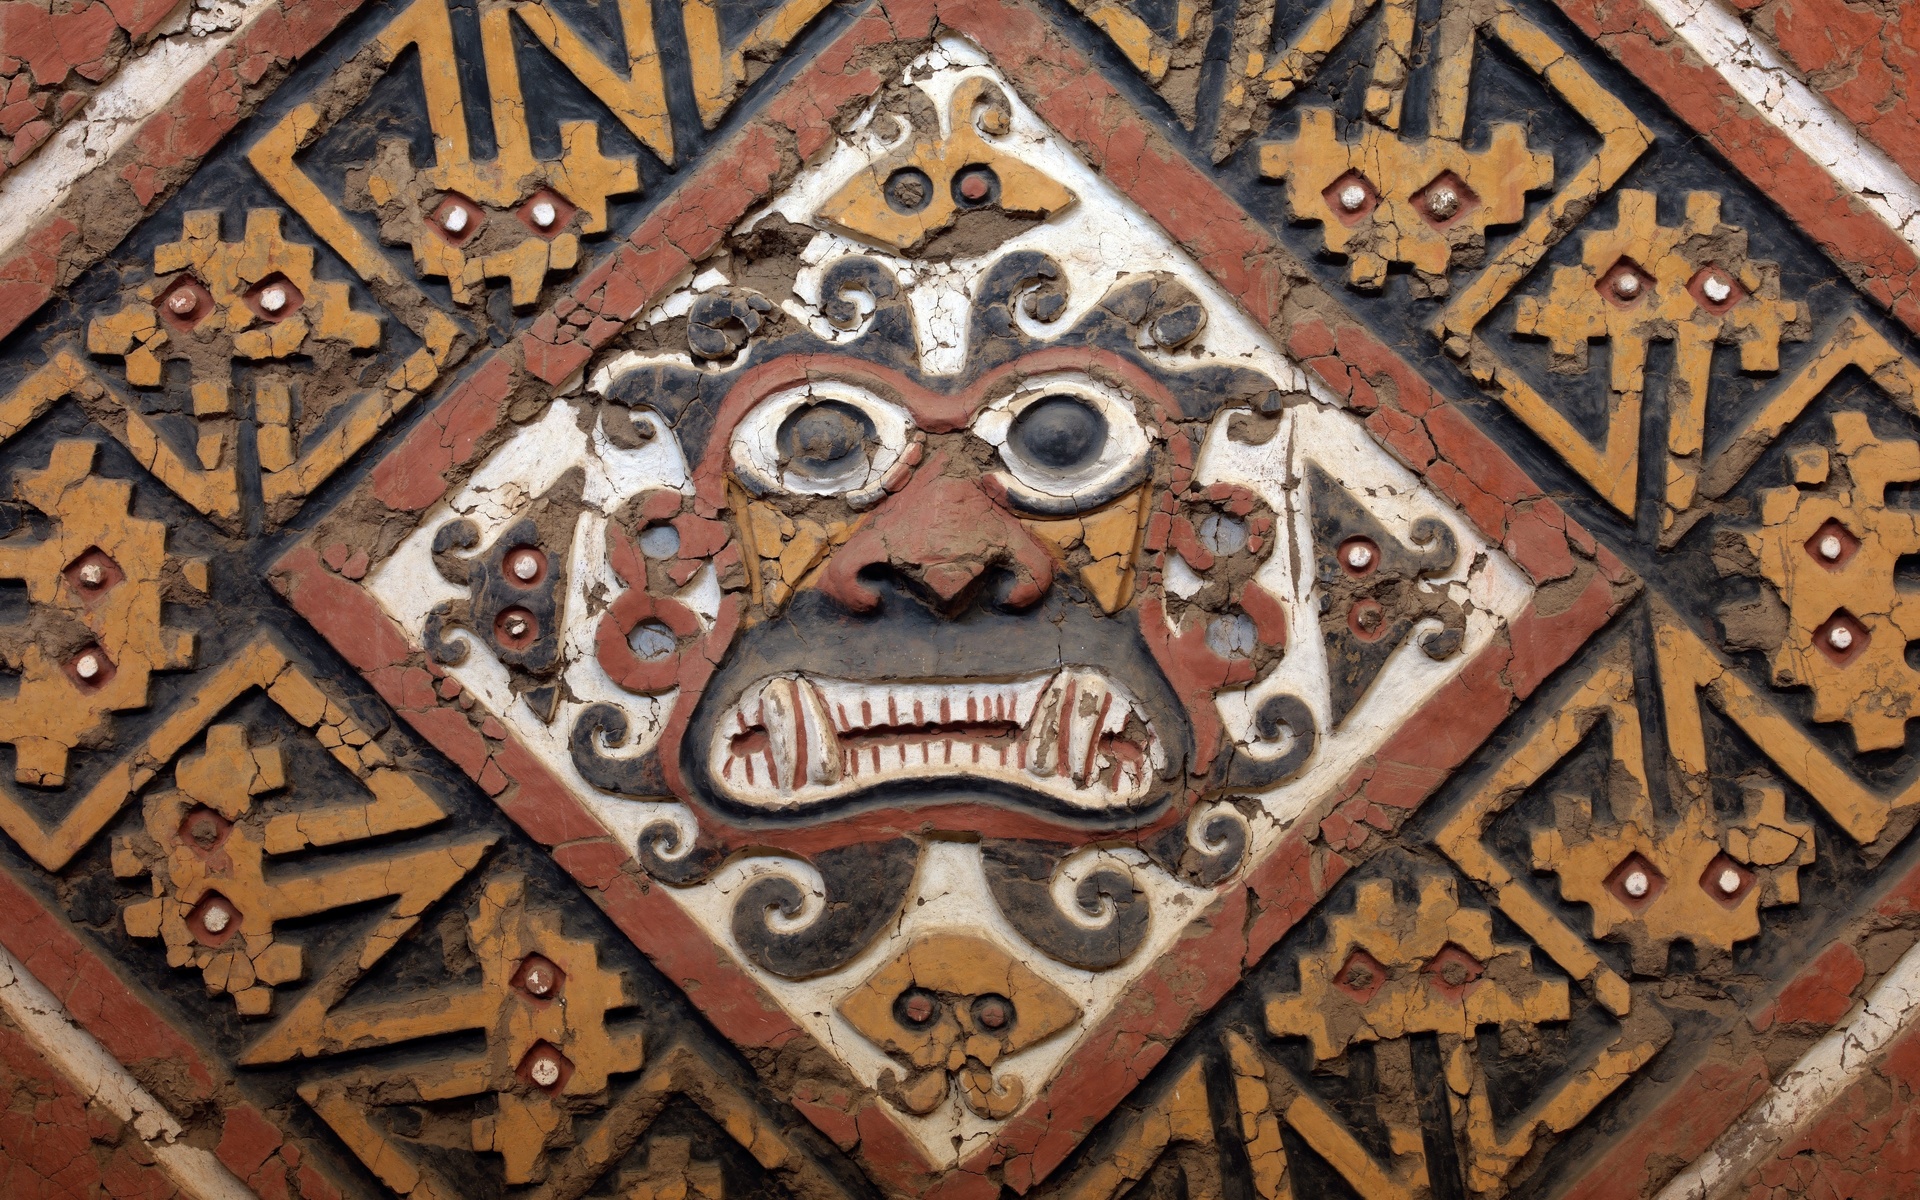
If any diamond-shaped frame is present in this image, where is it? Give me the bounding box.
[269,0,1632,1192]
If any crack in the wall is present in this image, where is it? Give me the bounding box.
[1644,0,1920,252]
[0,938,256,1200]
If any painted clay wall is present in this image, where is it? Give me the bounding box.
[0,0,1917,1197]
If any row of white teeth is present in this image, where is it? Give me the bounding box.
[814,676,1051,734]
[713,671,1159,803]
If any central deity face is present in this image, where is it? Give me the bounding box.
[695,364,1182,818]
[370,44,1522,1160]
[592,253,1299,847]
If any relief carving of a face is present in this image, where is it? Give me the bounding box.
[369,43,1528,1160]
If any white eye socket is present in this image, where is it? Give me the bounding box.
[974,375,1152,515]
[730,384,911,497]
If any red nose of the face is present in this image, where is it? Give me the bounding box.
[819,451,1055,615]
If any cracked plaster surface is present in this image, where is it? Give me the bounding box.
[361,42,1536,1171]
[1643,0,1920,258]
[0,0,273,264]
[1659,924,1920,1198]
[6,0,1909,1193]
[0,938,254,1200]
[1735,0,1920,188]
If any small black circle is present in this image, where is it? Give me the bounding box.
[951,164,1001,208]
[894,987,941,1029]
[884,168,933,214]
[1008,395,1107,472]
[971,994,1015,1032]
[778,400,874,479]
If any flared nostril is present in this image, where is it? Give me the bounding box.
[851,560,988,617]
[989,561,1049,611]
[829,558,1039,619]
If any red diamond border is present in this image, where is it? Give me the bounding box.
[267,0,1635,1193]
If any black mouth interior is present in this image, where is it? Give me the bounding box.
[684,582,1193,824]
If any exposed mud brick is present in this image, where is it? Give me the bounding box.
[1730,1019,1920,1198]
[1753,0,1920,189]
[0,1010,184,1200]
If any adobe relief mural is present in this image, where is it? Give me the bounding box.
[362,43,1526,1166]
[0,0,1919,1197]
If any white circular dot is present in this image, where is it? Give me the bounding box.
[75,654,99,680]
[442,205,469,234]
[530,1057,561,1087]
[167,291,198,314]
[1428,188,1460,218]
[1346,544,1374,570]
[202,903,230,933]
[1623,870,1650,898]
[1703,274,1732,304]
[1820,535,1844,560]
[1338,183,1368,212]
[1199,514,1249,556]
[1718,867,1742,895]
[259,286,287,313]
[511,554,539,581]
[1829,625,1854,651]
[525,967,552,995]
[531,200,557,228]
[79,563,104,586]
[505,617,529,638]
[1614,273,1642,299]
[639,525,681,559]
[1205,613,1257,660]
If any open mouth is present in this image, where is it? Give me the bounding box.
[707,669,1165,811]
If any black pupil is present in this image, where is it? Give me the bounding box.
[778,401,872,476]
[895,987,940,1028]
[1009,395,1106,470]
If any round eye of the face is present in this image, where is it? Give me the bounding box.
[975,377,1152,516]
[779,400,873,479]
[729,384,911,498]
[1008,395,1107,471]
